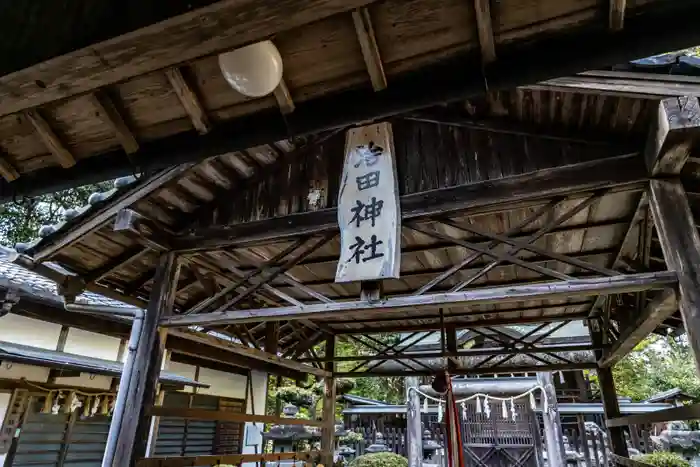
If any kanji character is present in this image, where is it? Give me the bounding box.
[349,197,384,228]
[356,171,380,191]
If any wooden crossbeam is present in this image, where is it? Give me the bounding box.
[609,0,627,31]
[137,451,318,467]
[352,7,387,91]
[598,288,677,368]
[167,329,330,377]
[88,92,139,154]
[147,407,324,426]
[165,67,211,134]
[24,109,76,168]
[608,402,700,428]
[473,0,496,63]
[273,79,296,114]
[173,153,646,252]
[334,362,597,377]
[646,96,700,175]
[161,271,677,327]
[0,151,19,182]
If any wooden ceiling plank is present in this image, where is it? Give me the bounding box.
[0,0,376,118]
[273,79,296,114]
[610,0,627,31]
[88,92,139,154]
[473,0,496,63]
[352,7,387,91]
[165,67,211,134]
[24,110,76,168]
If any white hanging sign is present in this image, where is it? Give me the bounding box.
[335,122,401,283]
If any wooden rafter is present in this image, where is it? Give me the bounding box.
[273,79,295,114]
[88,92,139,154]
[610,0,627,31]
[352,7,387,91]
[165,67,211,134]
[0,0,377,118]
[24,109,76,168]
[473,0,496,63]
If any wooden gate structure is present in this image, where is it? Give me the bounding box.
[461,400,541,467]
[2,1,700,466]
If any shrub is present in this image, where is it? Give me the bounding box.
[339,430,364,443]
[274,385,315,407]
[633,452,690,467]
[349,452,408,467]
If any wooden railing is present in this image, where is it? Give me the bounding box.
[137,451,319,467]
[138,406,327,467]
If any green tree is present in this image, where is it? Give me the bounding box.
[591,335,700,402]
[0,183,111,246]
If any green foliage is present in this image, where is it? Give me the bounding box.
[273,385,315,407]
[334,333,404,403]
[339,430,364,444]
[349,453,408,467]
[0,182,111,246]
[590,335,700,402]
[632,452,690,467]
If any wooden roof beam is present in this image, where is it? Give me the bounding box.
[610,0,627,31]
[172,153,646,252]
[24,110,76,168]
[645,96,700,176]
[88,92,139,154]
[0,151,19,182]
[599,288,677,368]
[160,271,677,327]
[352,7,387,91]
[168,328,330,377]
[165,67,211,134]
[473,0,496,63]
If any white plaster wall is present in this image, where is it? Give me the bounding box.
[167,362,198,394]
[242,370,268,467]
[64,328,121,361]
[0,314,61,349]
[0,362,50,382]
[0,391,9,466]
[54,374,113,390]
[197,367,247,399]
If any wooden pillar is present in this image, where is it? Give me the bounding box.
[145,340,170,457]
[405,376,423,467]
[590,317,628,458]
[597,366,628,457]
[321,336,336,467]
[537,372,565,466]
[108,252,180,467]
[649,179,700,375]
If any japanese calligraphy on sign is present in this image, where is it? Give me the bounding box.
[335,122,401,283]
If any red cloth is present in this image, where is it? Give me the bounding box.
[443,372,464,467]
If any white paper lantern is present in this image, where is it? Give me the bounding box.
[218,41,283,98]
